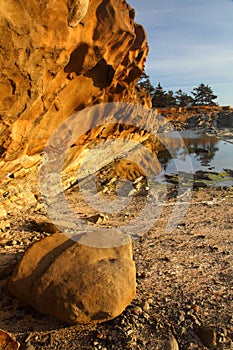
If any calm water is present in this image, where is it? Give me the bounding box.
[157,130,233,186]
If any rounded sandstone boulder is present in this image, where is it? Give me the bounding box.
[8,229,136,324]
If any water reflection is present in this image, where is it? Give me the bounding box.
[157,130,233,177]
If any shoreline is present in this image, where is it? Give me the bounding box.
[0,114,233,349]
[0,183,232,349]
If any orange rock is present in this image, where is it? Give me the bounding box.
[0,329,19,350]
[0,0,150,179]
[8,230,136,324]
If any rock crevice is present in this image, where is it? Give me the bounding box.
[0,0,150,177]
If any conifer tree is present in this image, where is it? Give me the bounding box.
[152,83,168,107]
[166,90,177,108]
[175,89,193,107]
[191,83,218,106]
[137,73,155,97]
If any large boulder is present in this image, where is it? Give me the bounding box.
[8,229,136,324]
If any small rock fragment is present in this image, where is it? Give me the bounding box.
[87,213,108,224]
[178,311,185,323]
[133,306,143,315]
[142,300,150,311]
[96,332,104,339]
[164,336,179,350]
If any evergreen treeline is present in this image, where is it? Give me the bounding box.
[137,73,218,108]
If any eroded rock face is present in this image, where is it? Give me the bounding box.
[8,230,136,324]
[0,0,150,176]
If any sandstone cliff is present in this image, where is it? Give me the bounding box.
[0,0,151,179]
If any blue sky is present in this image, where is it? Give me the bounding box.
[129,0,233,106]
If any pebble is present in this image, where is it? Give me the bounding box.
[128,189,137,196]
[178,311,185,323]
[137,271,146,279]
[88,213,108,224]
[142,301,150,311]
[97,333,104,339]
[133,176,144,185]
[190,314,201,326]
[180,327,186,335]
[143,312,150,320]
[25,333,34,343]
[191,304,199,313]
[126,329,134,336]
[133,306,143,315]
[164,336,179,350]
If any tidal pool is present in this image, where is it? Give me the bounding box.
[157,130,233,187]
